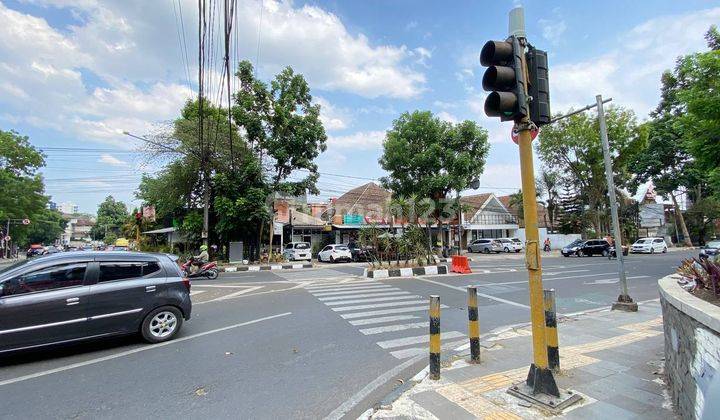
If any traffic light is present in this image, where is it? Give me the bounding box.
[526,46,551,126]
[479,36,528,122]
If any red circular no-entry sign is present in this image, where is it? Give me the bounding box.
[511,125,539,145]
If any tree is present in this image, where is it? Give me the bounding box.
[21,208,66,247]
[538,169,560,232]
[233,61,327,257]
[0,129,51,256]
[537,106,644,235]
[91,196,129,242]
[379,111,490,246]
[675,26,720,196]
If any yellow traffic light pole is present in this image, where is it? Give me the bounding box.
[516,41,560,397]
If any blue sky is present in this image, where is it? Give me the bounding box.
[0,0,717,214]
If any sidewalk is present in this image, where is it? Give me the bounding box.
[367,301,675,419]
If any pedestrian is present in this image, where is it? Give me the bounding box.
[543,238,551,252]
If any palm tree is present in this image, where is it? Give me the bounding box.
[539,170,560,233]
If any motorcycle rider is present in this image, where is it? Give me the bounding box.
[191,244,209,274]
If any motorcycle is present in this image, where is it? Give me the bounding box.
[180,257,219,279]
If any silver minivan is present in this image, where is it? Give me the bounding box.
[282,242,312,261]
[468,239,502,254]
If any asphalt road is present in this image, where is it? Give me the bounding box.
[0,249,695,419]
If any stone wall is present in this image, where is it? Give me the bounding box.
[659,275,720,420]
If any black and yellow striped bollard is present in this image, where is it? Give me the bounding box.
[429,295,441,380]
[544,289,560,371]
[467,286,481,363]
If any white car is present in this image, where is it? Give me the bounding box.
[283,242,312,261]
[498,238,523,253]
[631,237,668,254]
[318,244,352,263]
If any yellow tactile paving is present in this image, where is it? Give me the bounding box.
[436,317,665,419]
[618,317,663,331]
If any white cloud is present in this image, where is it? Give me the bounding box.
[327,130,385,150]
[98,153,128,167]
[539,19,566,45]
[550,7,720,117]
[315,96,349,131]
[437,111,458,124]
[412,47,432,67]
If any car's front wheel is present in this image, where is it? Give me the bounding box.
[141,306,183,344]
[483,248,490,254]
[650,248,655,254]
[504,247,510,253]
[602,249,609,257]
[576,250,583,257]
[663,247,667,253]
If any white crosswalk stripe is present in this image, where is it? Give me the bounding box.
[312,287,399,297]
[390,339,468,359]
[377,331,464,349]
[359,322,429,335]
[331,300,427,312]
[348,315,420,326]
[325,295,423,306]
[318,291,410,301]
[303,279,466,359]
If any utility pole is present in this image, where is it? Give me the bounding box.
[597,95,638,312]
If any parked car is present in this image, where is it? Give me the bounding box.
[26,244,45,258]
[468,239,502,254]
[631,237,668,254]
[0,251,191,354]
[576,239,612,257]
[700,240,720,260]
[282,242,312,261]
[318,244,353,263]
[347,242,372,262]
[497,238,522,253]
[511,238,524,251]
[45,246,61,254]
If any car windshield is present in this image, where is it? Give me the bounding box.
[634,239,649,244]
[511,238,521,243]
[295,243,310,249]
[707,241,720,248]
[568,240,583,246]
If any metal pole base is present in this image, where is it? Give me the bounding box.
[507,364,582,413]
[612,294,638,312]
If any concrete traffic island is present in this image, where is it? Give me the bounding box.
[659,274,720,419]
[363,265,448,278]
[221,263,313,272]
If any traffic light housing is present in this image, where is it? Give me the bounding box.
[527,46,551,126]
[480,36,528,122]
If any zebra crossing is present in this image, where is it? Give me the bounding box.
[304,279,467,359]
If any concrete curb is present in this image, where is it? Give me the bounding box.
[363,265,448,278]
[220,263,313,272]
[658,273,720,334]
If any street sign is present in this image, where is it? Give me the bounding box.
[22,219,30,225]
[511,125,538,144]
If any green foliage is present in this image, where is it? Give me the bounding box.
[90,196,129,240]
[17,209,66,247]
[380,111,490,200]
[0,129,47,223]
[537,106,644,234]
[233,60,327,196]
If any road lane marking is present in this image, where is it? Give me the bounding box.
[340,305,448,319]
[414,277,531,309]
[324,353,425,420]
[205,286,264,302]
[331,300,427,312]
[476,272,619,286]
[189,291,206,296]
[359,322,429,335]
[0,312,292,387]
[348,315,420,326]
[318,291,410,301]
[582,275,647,285]
[325,295,423,306]
[305,280,377,290]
